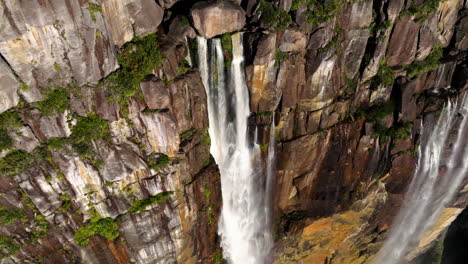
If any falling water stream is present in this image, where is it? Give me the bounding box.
[374,93,468,264]
[197,33,273,264]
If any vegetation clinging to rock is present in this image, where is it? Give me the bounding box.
[407,46,443,78]
[106,33,164,106]
[258,0,292,31]
[360,99,395,121]
[128,191,173,214]
[38,87,70,116]
[402,0,442,21]
[74,215,120,246]
[0,110,22,151]
[373,58,395,87]
[69,113,110,165]
[149,154,170,170]
[291,0,344,26]
[0,150,33,176]
[0,207,26,225]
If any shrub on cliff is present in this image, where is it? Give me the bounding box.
[0,206,26,225]
[149,154,170,170]
[0,110,23,152]
[0,235,19,258]
[258,0,292,30]
[291,0,343,26]
[407,46,443,78]
[128,191,173,214]
[69,113,110,165]
[74,216,119,246]
[106,33,164,105]
[38,87,70,116]
[0,150,33,176]
[372,58,395,87]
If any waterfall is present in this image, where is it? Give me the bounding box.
[374,94,468,264]
[197,33,273,264]
[265,113,276,231]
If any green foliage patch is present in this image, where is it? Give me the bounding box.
[402,0,442,21]
[106,33,164,106]
[58,193,72,213]
[0,109,23,151]
[373,58,395,86]
[149,154,170,170]
[213,250,224,263]
[359,99,395,121]
[0,110,23,129]
[258,0,292,30]
[373,121,413,140]
[178,59,191,75]
[30,214,48,242]
[292,0,344,26]
[407,46,443,78]
[47,137,68,150]
[128,191,173,214]
[0,129,13,152]
[0,206,26,225]
[274,48,286,67]
[74,216,120,246]
[38,87,70,116]
[0,235,19,258]
[87,3,102,22]
[69,113,109,165]
[70,114,109,145]
[0,150,33,176]
[180,127,197,141]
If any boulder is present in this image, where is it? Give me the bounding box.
[191,1,246,38]
[140,75,171,110]
[279,30,307,52]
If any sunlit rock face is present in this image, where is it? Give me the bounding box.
[0,0,467,263]
[191,1,245,38]
[0,58,19,113]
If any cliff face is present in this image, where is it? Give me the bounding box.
[0,0,467,263]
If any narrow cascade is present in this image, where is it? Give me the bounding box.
[374,94,468,264]
[197,33,273,264]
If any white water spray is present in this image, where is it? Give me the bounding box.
[197,33,273,264]
[374,93,468,264]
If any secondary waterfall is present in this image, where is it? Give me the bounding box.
[374,93,468,264]
[197,33,273,264]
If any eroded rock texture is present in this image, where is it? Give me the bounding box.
[0,0,467,263]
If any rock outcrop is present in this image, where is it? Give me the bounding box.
[191,1,246,38]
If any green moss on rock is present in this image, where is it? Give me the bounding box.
[128,191,173,214]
